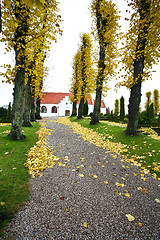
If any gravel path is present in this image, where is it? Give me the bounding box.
[2,118,160,239]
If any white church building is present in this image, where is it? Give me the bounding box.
[40,92,106,117]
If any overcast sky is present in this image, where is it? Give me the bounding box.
[0,0,159,112]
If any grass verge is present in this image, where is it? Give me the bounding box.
[70,117,160,178]
[0,122,39,235]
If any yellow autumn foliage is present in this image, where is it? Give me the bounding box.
[25,123,60,178]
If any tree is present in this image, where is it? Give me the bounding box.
[145,91,152,111]
[4,0,45,8]
[6,102,12,121]
[0,0,1,33]
[83,100,89,116]
[7,1,29,140]
[90,0,120,125]
[119,0,160,135]
[77,33,94,119]
[114,99,119,116]
[153,89,159,115]
[70,49,82,117]
[1,0,62,139]
[120,96,125,120]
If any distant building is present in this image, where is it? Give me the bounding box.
[40,92,106,117]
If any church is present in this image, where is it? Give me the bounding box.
[40,92,106,117]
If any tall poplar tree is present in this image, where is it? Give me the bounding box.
[70,49,82,116]
[145,91,152,111]
[120,96,125,120]
[77,33,94,119]
[153,89,159,116]
[90,0,120,124]
[114,99,119,116]
[119,0,160,135]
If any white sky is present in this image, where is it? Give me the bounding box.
[0,0,159,113]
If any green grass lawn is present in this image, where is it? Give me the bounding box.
[70,117,160,178]
[0,122,39,235]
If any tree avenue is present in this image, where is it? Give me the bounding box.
[119,0,160,135]
[90,0,120,125]
[1,0,62,140]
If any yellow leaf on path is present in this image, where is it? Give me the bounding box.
[125,193,130,197]
[66,209,69,212]
[126,214,135,222]
[83,222,89,228]
[89,165,92,168]
[138,222,143,227]
[155,198,160,203]
[93,174,98,179]
[114,191,121,195]
[116,183,125,187]
[78,174,84,177]
[104,181,108,184]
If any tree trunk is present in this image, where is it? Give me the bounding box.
[30,96,36,122]
[90,1,106,125]
[90,85,102,124]
[90,44,105,124]
[9,69,26,140]
[126,0,150,135]
[78,97,84,119]
[23,76,32,127]
[35,97,41,119]
[8,2,28,140]
[71,101,77,116]
[126,80,142,135]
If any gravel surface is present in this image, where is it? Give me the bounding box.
[2,118,160,239]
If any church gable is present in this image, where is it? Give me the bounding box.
[40,92,106,117]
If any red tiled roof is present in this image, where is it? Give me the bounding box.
[93,99,106,108]
[41,92,106,108]
[101,100,106,108]
[41,92,72,104]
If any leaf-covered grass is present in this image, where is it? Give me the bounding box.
[70,117,160,178]
[0,122,39,235]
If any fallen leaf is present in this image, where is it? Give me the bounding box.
[155,198,160,203]
[60,196,65,201]
[104,181,108,184]
[138,222,143,227]
[114,191,121,195]
[138,187,148,194]
[78,174,84,177]
[66,208,69,212]
[126,214,135,222]
[125,193,130,197]
[83,222,89,228]
[116,183,125,187]
[93,174,98,179]
[0,202,5,206]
